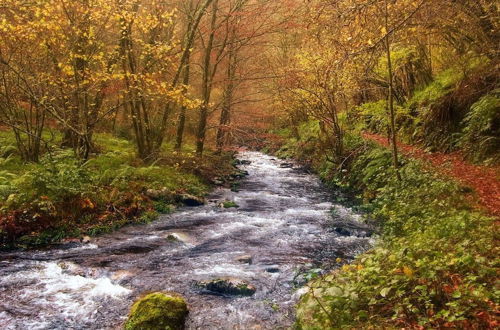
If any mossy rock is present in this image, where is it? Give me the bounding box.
[125,292,188,330]
[177,194,205,207]
[222,201,239,208]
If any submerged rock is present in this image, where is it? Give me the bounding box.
[125,292,188,330]
[265,266,280,273]
[235,255,253,264]
[279,163,293,168]
[234,159,251,166]
[166,234,181,242]
[334,227,351,236]
[198,278,256,296]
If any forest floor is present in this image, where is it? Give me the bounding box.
[363,132,500,218]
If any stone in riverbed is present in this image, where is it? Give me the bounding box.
[198,278,256,296]
[234,159,252,165]
[279,163,293,168]
[265,266,280,273]
[178,194,205,206]
[235,255,253,264]
[125,292,188,330]
[334,227,351,236]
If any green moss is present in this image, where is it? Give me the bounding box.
[125,292,188,330]
[222,201,239,208]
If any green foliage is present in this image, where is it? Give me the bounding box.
[355,101,419,143]
[410,69,463,106]
[125,292,188,330]
[0,132,231,249]
[276,121,326,166]
[153,201,174,214]
[294,140,497,329]
[459,91,500,164]
[137,210,159,224]
[272,128,497,329]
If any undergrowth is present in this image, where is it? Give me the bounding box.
[272,127,498,329]
[0,131,235,249]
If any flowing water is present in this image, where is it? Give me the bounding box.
[0,152,373,329]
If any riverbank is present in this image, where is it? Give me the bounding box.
[0,131,238,250]
[269,124,498,329]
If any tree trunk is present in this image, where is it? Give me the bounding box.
[196,0,219,157]
[385,0,402,181]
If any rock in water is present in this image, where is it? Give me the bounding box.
[125,292,188,330]
[235,255,253,264]
[198,278,256,296]
[178,194,205,206]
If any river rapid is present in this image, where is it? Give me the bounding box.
[0,151,373,329]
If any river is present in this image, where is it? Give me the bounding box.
[0,151,373,329]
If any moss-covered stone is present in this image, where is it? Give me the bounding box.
[125,292,188,330]
[222,201,239,208]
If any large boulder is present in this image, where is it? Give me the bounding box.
[125,292,188,330]
[198,278,256,296]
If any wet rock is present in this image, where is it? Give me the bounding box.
[166,234,181,242]
[234,159,251,165]
[106,242,157,255]
[59,239,81,249]
[178,194,205,207]
[265,266,280,273]
[235,255,253,264]
[198,278,256,296]
[212,177,225,186]
[145,187,172,201]
[279,163,293,168]
[230,170,249,179]
[334,227,351,236]
[126,292,188,330]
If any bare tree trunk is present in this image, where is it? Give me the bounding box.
[196,0,219,157]
[156,0,214,151]
[385,0,402,180]
[216,26,236,153]
[174,62,190,151]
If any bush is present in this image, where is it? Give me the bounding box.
[295,141,497,329]
[268,127,499,329]
[459,91,500,164]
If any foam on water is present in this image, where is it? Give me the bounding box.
[0,261,130,327]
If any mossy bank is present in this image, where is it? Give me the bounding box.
[0,131,239,250]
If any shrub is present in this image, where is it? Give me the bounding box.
[295,141,497,329]
[459,91,500,164]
